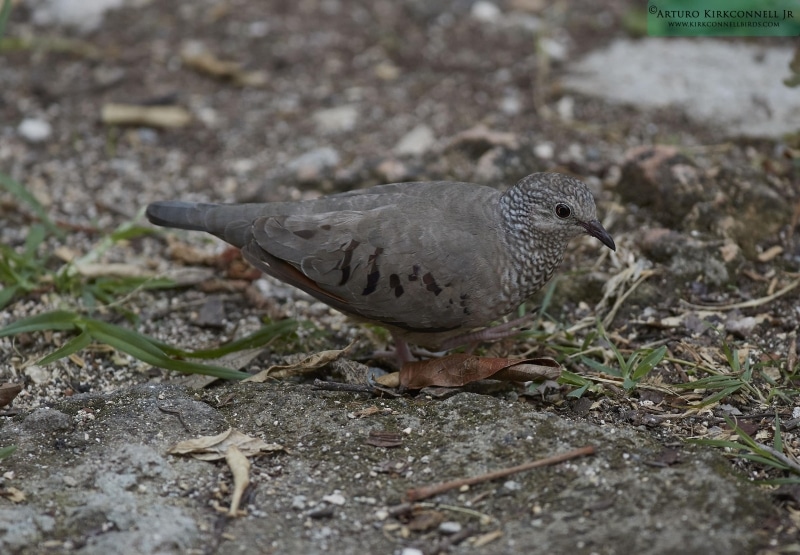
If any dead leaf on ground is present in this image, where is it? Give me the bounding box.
[181,41,267,87]
[472,529,503,547]
[0,383,23,409]
[365,431,403,448]
[168,428,284,461]
[0,487,26,503]
[353,406,382,418]
[399,354,562,389]
[245,342,355,382]
[406,509,444,532]
[101,103,192,128]
[225,444,250,517]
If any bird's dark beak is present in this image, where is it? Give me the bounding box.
[581,220,616,251]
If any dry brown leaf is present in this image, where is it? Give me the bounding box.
[400,354,561,389]
[181,42,267,87]
[374,372,400,388]
[473,529,503,547]
[0,487,26,503]
[102,103,192,128]
[225,444,250,517]
[73,262,156,279]
[757,245,784,262]
[365,431,403,448]
[245,343,355,382]
[168,428,284,461]
[0,383,23,409]
[353,406,382,418]
[406,509,444,532]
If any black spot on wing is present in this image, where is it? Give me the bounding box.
[460,293,471,315]
[389,273,404,298]
[338,240,360,286]
[361,247,384,296]
[422,272,442,296]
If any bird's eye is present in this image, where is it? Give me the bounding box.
[555,203,571,219]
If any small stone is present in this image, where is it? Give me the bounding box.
[18,119,52,143]
[287,147,341,181]
[401,549,424,555]
[291,495,307,510]
[439,521,462,534]
[62,475,78,487]
[394,125,435,156]
[557,96,575,121]
[534,142,554,159]
[504,480,522,491]
[24,365,49,385]
[500,90,522,115]
[322,493,346,506]
[313,105,359,133]
[471,1,501,22]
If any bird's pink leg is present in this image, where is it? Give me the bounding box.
[392,332,415,364]
[438,315,534,352]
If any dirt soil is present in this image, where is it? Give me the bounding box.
[1,1,800,554]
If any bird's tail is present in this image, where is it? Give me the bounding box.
[146,201,258,248]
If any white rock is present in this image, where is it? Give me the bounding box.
[313,105,359,133]
[534,142,554,159]
[564,39,800,138]
[322,492,346,506]
[24,365,50,385]
[18,118,52,143]
[471,1,502,22]
[32,0,126,33]
[500,90,522,115]
[394,124,435,156]
[439,521,463,534]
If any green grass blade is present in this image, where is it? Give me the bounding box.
[37,330,93,365]
[580,355,618,377]
[0,0,11,41]
[85,321,249,380]
[0,284,19,309]
[0,311,81,337]
[0,445,17,461]
[632,346,667,381]
[157,319,298,359]
[558,369,592,387]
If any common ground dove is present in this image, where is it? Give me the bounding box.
[146,173,615,361]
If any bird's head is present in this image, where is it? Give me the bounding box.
[501,172,616,251]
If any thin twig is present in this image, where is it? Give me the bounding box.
[680,278,800,311]
[754,443,800,475]
[405,446,595,502]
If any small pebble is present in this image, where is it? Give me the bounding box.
[504,480,522,491]
[18,118,52,143]
[394,124,435,156]
[24,365,50,385]
[439,521,462,534]
[313,105,359,134]
[322,493,346,506]
[534,142,554,159]
[471,1,501,22]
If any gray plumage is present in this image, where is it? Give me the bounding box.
[146,173,615,353]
